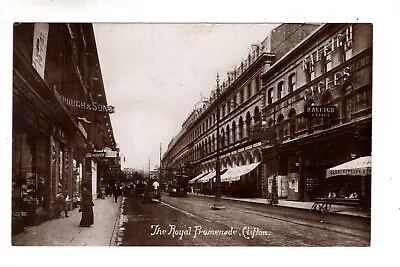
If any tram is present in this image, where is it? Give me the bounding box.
[167,174,189,197]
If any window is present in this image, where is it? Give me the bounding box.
[288,73,296,93]
[324,41,332,72]
[240,89,244,104]
[238,117,244,139]
[344,25,353,61]
[277,81,284,99]
[310,63,316,80]
[221,104,225,118]
[232,121,236,142]
[233,95,237,108]
[255,76,260,92]
[268,88,274,104]
[247,84,251,99]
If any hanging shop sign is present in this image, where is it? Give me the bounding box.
[86,152,106,158]
[54,90,115,113]
[305,105,336,118]
[85,150,118,158]
[32,23,49,79]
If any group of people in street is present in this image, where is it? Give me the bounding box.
[52,179,161,229]
[53,183,94,227]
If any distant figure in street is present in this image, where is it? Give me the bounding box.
[113,184,119,203]
[79,184,94,227]
[152,179,160,196]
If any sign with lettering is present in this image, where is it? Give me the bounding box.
[86,152,106,158]
[249,129,275,141]
[304,66,350,101]
[32,23,49,79]
[305,105,336,118]
[55,90,115,113]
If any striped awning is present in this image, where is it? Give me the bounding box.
[326,156,371,178]
[221,162,261,182]
[189,172,208,184]
[198,171,216,183]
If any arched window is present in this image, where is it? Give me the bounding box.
[277,81,284,99]
[288,109,297,138]
[238,117,244,140]
[246,112,251,137]
[268,88,274,104]
[232,121,237,143]
[226,125,230,145]
[220,129,225,148]
[255,76,260,92]
[288,73,296,93]
[277,114,285,142]
[254,106,261,125]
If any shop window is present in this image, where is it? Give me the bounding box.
[12,128,50,228]
[277,81,284,99]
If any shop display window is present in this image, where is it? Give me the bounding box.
[12,128,50,224]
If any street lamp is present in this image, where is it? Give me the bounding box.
[212,73,225,210]
[260,87,278,205]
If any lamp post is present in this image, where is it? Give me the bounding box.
[212,73,225,210]
[260,87,278,205]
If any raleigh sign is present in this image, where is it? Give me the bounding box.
[305,105,337,118]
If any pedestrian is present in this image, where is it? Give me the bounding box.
[55,190,66,219]
[113,183,119,203]
[79,183,94,227]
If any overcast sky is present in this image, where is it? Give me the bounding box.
[93,23,279,171]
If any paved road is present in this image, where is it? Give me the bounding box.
[118,194,370,246]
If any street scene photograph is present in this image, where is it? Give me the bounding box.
[10,22,373,248]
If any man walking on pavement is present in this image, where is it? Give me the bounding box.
[113,183,119,203]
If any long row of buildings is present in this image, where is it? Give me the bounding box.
[12,23,120,234]
[161,23,372,205]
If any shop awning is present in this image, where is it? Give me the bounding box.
[326,156,372,178]
[198,171,216,183]
[221,162,261,182]
[189,172,208,184]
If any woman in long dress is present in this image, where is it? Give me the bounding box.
[80,184,94,227]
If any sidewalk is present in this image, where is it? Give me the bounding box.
[191,194,370,218]
[12,196,122,246]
